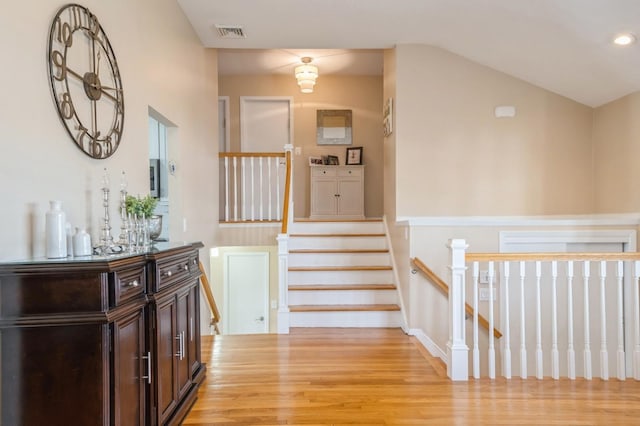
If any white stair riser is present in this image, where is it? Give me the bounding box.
[289,237,387,251]
[288,252,390,267]
[289,310,402,328]
[290,221,384,234]
[288,270,393,285]
[288,289,398,305]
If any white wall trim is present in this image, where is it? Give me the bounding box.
[409,328,447,362]
[397,213,640,227]
[500,229,637,252]
[383,215,409,330]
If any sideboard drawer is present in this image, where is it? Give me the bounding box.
[112,265,146,306]
[156,257,192,290]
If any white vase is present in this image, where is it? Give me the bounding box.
[73,228,92,257]
[45,200,67,258]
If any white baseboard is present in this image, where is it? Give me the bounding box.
[409,328,447,362]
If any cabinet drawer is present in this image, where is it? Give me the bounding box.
[311,167,336,177]
[338,168,362,177]
[156,257,193,291]
[112,265,145,306]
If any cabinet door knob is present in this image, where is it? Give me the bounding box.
[124,279,139,288]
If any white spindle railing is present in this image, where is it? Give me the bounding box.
[219,152,287,223]
[448,240,640,381]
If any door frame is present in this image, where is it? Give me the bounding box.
[218,96,230,152]
[222,251,270,334]
[239,96,293,152]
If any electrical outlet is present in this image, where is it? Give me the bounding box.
[479,287,497,301]
[479,270,490,284]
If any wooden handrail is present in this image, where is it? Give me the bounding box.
[411,257,503,339]
[199,261,221,334]
[466,252,640,262]
[219,152,285,158]
[280,149,292,234]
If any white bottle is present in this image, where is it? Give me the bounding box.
[45,200,67,258]
[73,227,92,257]
[66,222,74,257]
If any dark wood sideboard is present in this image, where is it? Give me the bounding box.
[0,242,206,425]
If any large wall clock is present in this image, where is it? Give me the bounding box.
[47,4,124,159]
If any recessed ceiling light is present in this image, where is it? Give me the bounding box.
[613,33,636,46]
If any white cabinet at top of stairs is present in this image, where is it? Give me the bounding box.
[310,165,364,219]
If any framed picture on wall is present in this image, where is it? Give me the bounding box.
[346,147,363,165]
[317,110,353,145]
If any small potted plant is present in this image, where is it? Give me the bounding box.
[126,195,162,241]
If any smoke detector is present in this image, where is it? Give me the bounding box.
[215,25,246,39]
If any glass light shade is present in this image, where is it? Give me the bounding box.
[298,80,315,93]
[295,64,318,80]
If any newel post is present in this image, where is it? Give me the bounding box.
[277,234,290,334]
[447,239,469,381]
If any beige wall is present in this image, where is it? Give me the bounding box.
[394,44,594,217]
[593,92,640,213]
[0,0,218,261]
[219,74,384,218]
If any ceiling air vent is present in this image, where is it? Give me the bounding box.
[215,25,246,39]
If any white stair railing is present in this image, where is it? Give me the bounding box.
[448,239,640,381]
[219,151,286,222]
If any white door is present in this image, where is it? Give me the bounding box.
[223,252,269,334]
[239,97,291,219]
[240,96,292,152]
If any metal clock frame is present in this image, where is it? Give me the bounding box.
[47,3,125,159]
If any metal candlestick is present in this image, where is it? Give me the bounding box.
[118,171,129,246]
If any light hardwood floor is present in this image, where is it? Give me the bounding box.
[183,328,640,425]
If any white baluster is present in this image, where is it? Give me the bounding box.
[233,156,238,221]
[551,261,559,380]
[250,157,255,221]
[519,261,527,379]
[634,261,640,380]
[503,261,512,379]
[599,261,609,380]
[276,156,281,221]
[616,261,625,381]
[583,261,592,380]
[241,157,246,220]
[259,157,264,220]
[535,261,543,380]
[224,157,230,222]
[472,262,480,379]
[267,157,272,221]
[567,261,576,380]
[488,261,496,379]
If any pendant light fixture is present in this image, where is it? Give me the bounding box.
[295,57,318,93]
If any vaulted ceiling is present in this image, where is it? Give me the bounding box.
[177,0,640,107]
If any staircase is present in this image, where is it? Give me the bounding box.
[287,219,402,328]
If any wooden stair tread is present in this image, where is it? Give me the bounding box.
[289,284,397,291]
[288,266,392,272]
[294,218,383,223]
[289,304,401,312]
[289,249,389,254]
[289,233,385,238]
